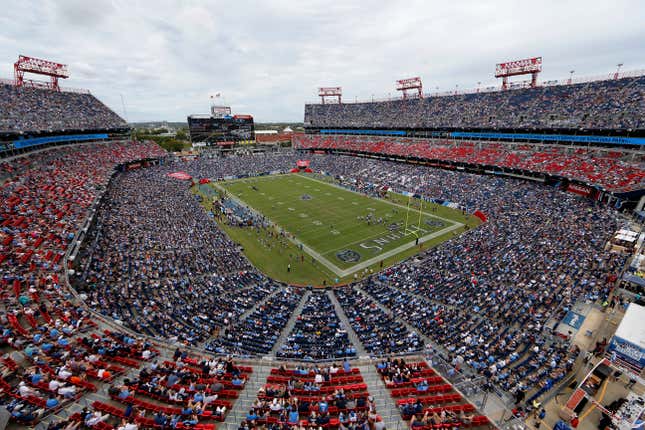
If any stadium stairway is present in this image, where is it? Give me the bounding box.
[270,290,312,356]
[353,283,512,408]
[353,285,435,352]
[221,363,273,430]
[326,289,368,357]
[358,279,487,364]
[199,285,288,350]
[357,364,407,430]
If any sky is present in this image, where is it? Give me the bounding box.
[1,0,644,123]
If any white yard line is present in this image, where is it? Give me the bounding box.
[297,174,455,223]
[214,175,465,279]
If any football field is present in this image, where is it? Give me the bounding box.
[214,174,471,278]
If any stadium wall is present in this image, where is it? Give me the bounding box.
[306,127,645,148]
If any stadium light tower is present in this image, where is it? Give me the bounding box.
[614,63,623,79]
[14,55,69,91]
[495,56,542,89]
[568,70,575,84]
[396,77,423,99]
[318,87,342,104]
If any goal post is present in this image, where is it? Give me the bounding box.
[402,192,423,238]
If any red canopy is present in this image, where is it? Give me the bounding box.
[473,210,487,223]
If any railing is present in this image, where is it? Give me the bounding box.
[0,76,90,93]
[306,68,645,104]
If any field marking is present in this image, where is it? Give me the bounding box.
[336,222,464,275]
[212,180,345,276]
[297,174,455,224]
[319,221,448,257]
[213,175,466,278]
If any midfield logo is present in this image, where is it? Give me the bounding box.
[336,249,361,263]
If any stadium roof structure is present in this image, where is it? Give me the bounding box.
[14,55,69,91]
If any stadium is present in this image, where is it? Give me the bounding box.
[1,9,645,430]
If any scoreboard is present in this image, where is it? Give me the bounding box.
[187,114,255,144]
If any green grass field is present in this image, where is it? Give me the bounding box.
[196,173,479,285]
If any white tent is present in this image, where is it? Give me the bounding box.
[608,303,645,372]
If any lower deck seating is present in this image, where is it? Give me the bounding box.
[377,359,492,429]
[241,365,378,429]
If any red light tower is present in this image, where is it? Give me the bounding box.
[14,55,69,91]
[495,57,542,89]
[396,77,423,99]
[318,87,342,104]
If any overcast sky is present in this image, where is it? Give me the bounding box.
[1,0,644,123]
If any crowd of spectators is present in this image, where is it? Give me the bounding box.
[73,167,277,344]
[189,152,301,179]
[306,154,621,399]
[3,140,629,411]
[0,74,638,427]
[106,351,248,422]
[0,139,167,426]
[73,151,315,349]
[74,150,627,385]
[305,75,645,130]
[376,359,491,428]
[206,286,304,355]
[334,288,423,355]
[241,364,378,430]
[295,135,645,192]
[0,141,165,286]
[0,84,126,133]
[276,292,357,360]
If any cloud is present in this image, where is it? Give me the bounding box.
[0,0,643,122]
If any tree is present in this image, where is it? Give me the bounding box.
[176,128,188,140]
